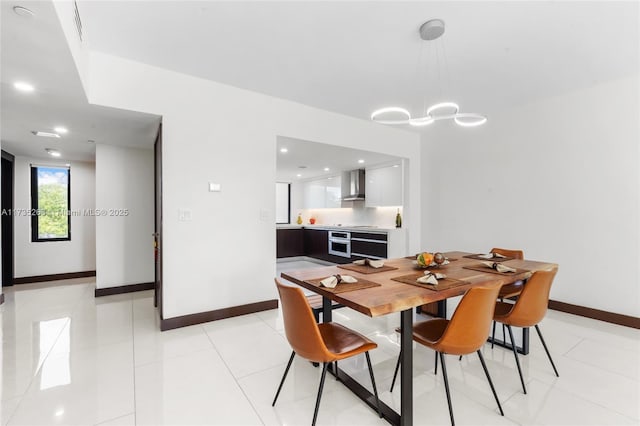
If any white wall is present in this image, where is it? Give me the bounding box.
[1,142,3,298]
[85,52,421,319]
[421,75,640,317]
[51,0,90,91]
[95,144,154,289]
[14,157,95,277]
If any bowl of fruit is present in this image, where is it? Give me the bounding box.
[414,252,434,269]
[413,252,448,268]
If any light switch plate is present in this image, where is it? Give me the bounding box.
[178,209,192,222]
[209,182,221,192]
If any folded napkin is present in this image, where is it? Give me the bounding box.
[478,252,507,259]
[353,258,385,268]
[417,272,446,285]
[319,274,357,288]
[481,261,516,273]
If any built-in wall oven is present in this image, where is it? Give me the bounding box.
[328,230,351,258]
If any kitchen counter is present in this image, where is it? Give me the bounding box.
[276,225,407,259]
[276,224,401,232]
[276,224,305,229]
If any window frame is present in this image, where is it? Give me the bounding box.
[30,165,71,242]
[275,182,291,225]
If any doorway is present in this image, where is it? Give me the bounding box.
[1,150,15,287]
[154,123,163,317]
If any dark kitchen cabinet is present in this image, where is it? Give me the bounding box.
[303,228,328,258]
[303,228,352,264]
[278,227,388,263]
[276,229,304,258]
[350,231,388,259]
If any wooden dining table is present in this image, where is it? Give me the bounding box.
[281,251,558,426]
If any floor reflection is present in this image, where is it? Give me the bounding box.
[38,318,70,390]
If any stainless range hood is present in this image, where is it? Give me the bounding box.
[342,169,366,201]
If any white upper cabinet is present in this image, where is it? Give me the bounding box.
[365,162,403,207]
[303,179,324,209]
[303,175,342,209]
[325,176,342,208]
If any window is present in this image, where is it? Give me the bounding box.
[275,182,290,224]
[31,166,70,241]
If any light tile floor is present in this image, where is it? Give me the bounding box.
[0,268,638,425]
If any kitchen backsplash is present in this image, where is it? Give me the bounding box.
[295,206,403,228]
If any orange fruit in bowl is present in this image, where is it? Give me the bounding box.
[417,252,434,267]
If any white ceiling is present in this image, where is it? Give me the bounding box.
[79,1,639,125]
[2,1,638,165]
[276,136,402,182]
[0,1,160,162]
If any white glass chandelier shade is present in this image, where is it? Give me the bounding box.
[369,107,410,124]
[371,19,487,128]
[372,103,487,127]
[426,102,459,117]
[409,116,435,127]
[454,113,488,127]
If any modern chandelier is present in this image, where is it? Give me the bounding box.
[371,19,487,128]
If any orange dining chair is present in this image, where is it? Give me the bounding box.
[489,248,525,350]
[272,279,382,425]
[390,283,504,426]
[490,248,525,299]
[493,268,559,394]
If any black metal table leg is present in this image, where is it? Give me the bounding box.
[400,309,413,426]
[328,365,400,425]
[319,298,408,425]
[322,296,332,323]
[489,326,530,355]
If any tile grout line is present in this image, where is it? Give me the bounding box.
[561,336,586,357]
[255,310,281,334]
[201,326,267,426]
[93,412,136,426]
[559,336,640,382]
[131,293,138,426]
[225,315,294,381]
[132,346,215,369]
[4,317,68,426]
[3,282,93,426]
[535,376,639,423]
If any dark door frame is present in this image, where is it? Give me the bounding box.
[1,150,15,289]
[154,122,163,318]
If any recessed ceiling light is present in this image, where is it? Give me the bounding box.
[358,159,365,164]
[323,167,330,171]
[31,131,60,138]
[54,126,68,134]
[13,6,35,18]
[280,148,288,153]
[45,148,61,157]
[296,174,302,177]
[392,164,399,168]
[14,81,35,92]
